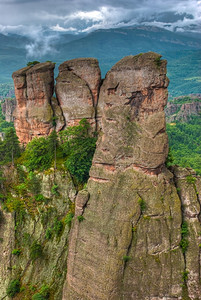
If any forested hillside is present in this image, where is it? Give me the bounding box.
[166,96,201,174]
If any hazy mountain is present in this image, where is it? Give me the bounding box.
[0,26,200,96]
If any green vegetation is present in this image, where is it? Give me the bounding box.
[23,136,53,171]
[32,285,50,300]
[77,215,85,222]
[19,119,96,185]
[123,255,131,262]
[59,119,97,184]
[6,279,20,297]
[155,56,162,67]
[27,61,40,67]
[167,116,201,175]
[138,198,146,212]
[53,217,63,237]
[51,184,59,196]
[12,249,21,256]
[0,102,14,132]
[180,221,189,254]
[65,212,74,227]
[30,241,43,261]
[169,96,201,104]
[182,270,189,282]
[0,127,21,165]
[186,175,196,185]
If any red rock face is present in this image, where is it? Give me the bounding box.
[56,58,101,130]
[166,101,201,122]
[12,63,55,144]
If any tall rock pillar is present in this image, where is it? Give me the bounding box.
[12,62,56,144]
[63,53,184,299]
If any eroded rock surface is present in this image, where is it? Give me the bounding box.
[56,58,101,129]
[0,168,76,300]
[12,62,55,144]
[63,53,201,300]
[1,98,16,122]
[166,101,201,123]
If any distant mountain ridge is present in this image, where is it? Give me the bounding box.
[0,25,201,96]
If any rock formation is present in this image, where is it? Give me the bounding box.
[63,53,201,299]
[56,58,101,129]
[12,62,56,144]
[165,96,201,123]
[12,58,101,144]
[5,53,201,299]
[0,167,76,300]
[1,98,16,122]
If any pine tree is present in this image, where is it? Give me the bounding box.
[3,127,21,166]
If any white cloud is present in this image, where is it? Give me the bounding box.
[50,24,77,32]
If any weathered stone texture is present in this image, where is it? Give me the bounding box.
[1,98,16,122]
[171,166,201,299]
[0,206,15,299]
[56,58,101,129]
[96,52,169,171]
[166,101,201,123]
[12,62,55,144]
[0,168,76,300]
[63,53,188,300]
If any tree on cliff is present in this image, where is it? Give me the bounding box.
[3,127,21,166]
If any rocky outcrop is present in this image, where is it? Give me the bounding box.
[8,54,201,299]
[63,53,201,300]
[165,99,201,123]
[12,63,56,144]
[12,58,101,143]
[0,205,15,297]
[0,167,76,300]
[1,98,16,122]
[55,58,101,129]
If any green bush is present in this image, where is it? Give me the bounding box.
[53,218,63,236]
[45,228,53,240]
[35,194,46,202]
[123,256,131,262]
[180,221,189,253]
[186,175,196,184]
[51,184,59,196]
[65,212,74,227]
[59,119,97,184]
[27,172,41,195]
[32,293,46,300]
[30,241,43,261]
[23,137,53,171]
[32,285,50,300]
[12,249,21,256]
[77,215,85,222]
[6,279,20,297]
[27,61,40,66]
[138,198,146,212]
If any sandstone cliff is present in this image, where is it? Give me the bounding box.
[165,96,201,123]
[12,63,55,144]
[1,98,16,122]
[63,53,201,300]
[12,58,101,144]
[2,53,200,299]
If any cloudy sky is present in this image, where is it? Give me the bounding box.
[0,0,200,35]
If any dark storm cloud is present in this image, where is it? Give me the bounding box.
[0,0,200,27]
[0,0,200,57]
